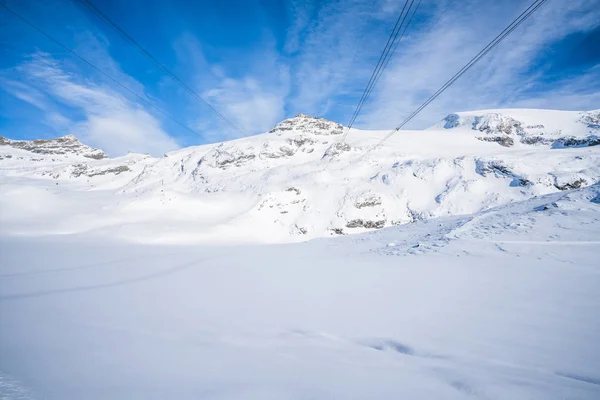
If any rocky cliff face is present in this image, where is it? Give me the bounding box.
[268,114,344,136]
[436,109,600,148]
[0,135,107,159]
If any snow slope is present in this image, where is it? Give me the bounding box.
[1,183,599,399]
[1,109,599,243]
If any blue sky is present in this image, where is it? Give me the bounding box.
[1,0,599,156]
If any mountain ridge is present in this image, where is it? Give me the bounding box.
[1,108,599,243]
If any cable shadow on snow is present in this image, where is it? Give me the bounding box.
[0,257,211,301]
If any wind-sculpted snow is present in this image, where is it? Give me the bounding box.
[0,110,599,243]
[1,184,599,399]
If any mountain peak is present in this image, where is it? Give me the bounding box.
[430,109,600,148]
[269,114,344,136]
[0,135,107,159]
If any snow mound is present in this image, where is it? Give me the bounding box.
[1,181,599,399]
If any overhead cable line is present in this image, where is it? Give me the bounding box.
[342,0,413,140]
[75,0,249,136]
[341,0,422,142]
[372,0,548,150]
[359,0,423,119]
[0,2,205,139]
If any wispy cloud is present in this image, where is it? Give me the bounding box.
[0,79,49,111]
[2,0,598,149]
[358,0,600,129]
[174,33,290,140]
[284,0,381,117]
[181,0,600,134]
[3,51,179,156]
[202,73,289,140]
[184,0,599,132]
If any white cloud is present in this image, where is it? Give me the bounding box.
[174,33,290,140]
[202,75,289,140]
[8,52,179,156]
[0,79,49,111]
[284,0,380,117]
[171,0,599,140]
[44,112,72,130]
[357,0,600,129]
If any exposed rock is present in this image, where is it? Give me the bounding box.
[71,164,89,178]
[477,117,524,136]
[71,164,130,178]
[269,114,343,136]
[476,160,531,187]
[552,136,600,148]
[286,187,301,195]
[554,178,587,191]
[477,135,514,147]
[354,194,382,209]
[521,136,553,145]
[285,136,315,147]
[345,219,386,229]
[293,224,308,235]
[259,141,302,159]
[279,146,295,157]
[323,142,351,158]
[476,160,512,177]
[202,145,256,168]
[0,135,107,159]
[88,165,130,177]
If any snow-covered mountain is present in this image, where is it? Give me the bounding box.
[1,108,599,243]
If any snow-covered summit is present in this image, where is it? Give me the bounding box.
[268,113,344,136]
[0,134,107,160]
[431,109,600,147]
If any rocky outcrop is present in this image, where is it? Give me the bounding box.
[346,219,386,229]
[477,135,514,147]
[354,194,382,209]
[439,110,600,148]
[520,136,554,145]
[552,136,600,148]
[322,142,351,158]
[475,160,531,187]
[269,114,343,136]
[554,178,587,191]
[201,144,256,169]
[71,164,130,178]
[0,135,106,159]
